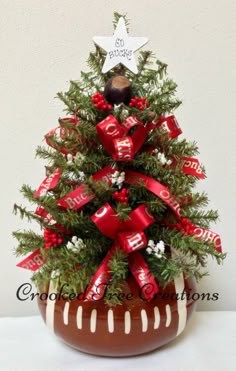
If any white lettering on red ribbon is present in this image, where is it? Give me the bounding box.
[159,190,181,217]
[34,168,62,198]
[17,249,46,271]
[122,116,140,130]
[182,157,205,178]
[128,252,159,300]
[35,206,55,225]
[96,115,146,162]
[56,165,116,210]
[105,122,120,136]
[125,232,146,251]
[193,227,222,252]
[125,170,182,218]
[64,191,89,209]
[155,115,182,139]
[114,137,133,161]
[85,246,116,301]
[94,206,108,218]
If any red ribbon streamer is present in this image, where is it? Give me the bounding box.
[192,226,222,252]
[56,165,116,210]
[128,251,159,298]
[35,206,55,225]
[85,245,118,301]
[181,157,205,179]
[165,219,222,252]
[87,203,159,301]
[125,170,182,217]
[16,249,46,271]
[144,147,205,179]
[34,168,62,198]
[45,117,79,155]
[96,115,147,161]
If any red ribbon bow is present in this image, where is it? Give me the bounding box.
[86,203,159,301]
[96,115,147,162]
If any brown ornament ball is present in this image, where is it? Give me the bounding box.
[104,75,132,105]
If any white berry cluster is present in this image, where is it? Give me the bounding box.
[113,104,122,111]
[67,152,87,167]
[143,82,162,95]
[82,87,97,97]
[146,240,165,258]
[113,104,129,120]
[66,236,84,253]
[111,171,125,189]
[75,152,86,166]
[153,149,172,166]
[66,154,74,165]
[51,269,60,279]
[67,170,85,183]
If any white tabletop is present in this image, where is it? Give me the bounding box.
[0,312,235,371]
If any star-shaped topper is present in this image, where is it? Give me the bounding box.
[93,17,148,74]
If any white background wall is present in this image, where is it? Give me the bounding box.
[0,0,235,317]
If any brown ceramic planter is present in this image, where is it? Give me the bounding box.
[37,274,196,357]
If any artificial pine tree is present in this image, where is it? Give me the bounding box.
[14,13,225,309]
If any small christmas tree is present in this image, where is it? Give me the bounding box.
[13,13,225,306]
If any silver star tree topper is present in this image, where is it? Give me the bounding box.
[93,17,148,74]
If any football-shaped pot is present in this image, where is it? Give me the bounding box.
[37,274,196,357]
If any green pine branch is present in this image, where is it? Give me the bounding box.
[13,13,226,305]
[13,230,45,255]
